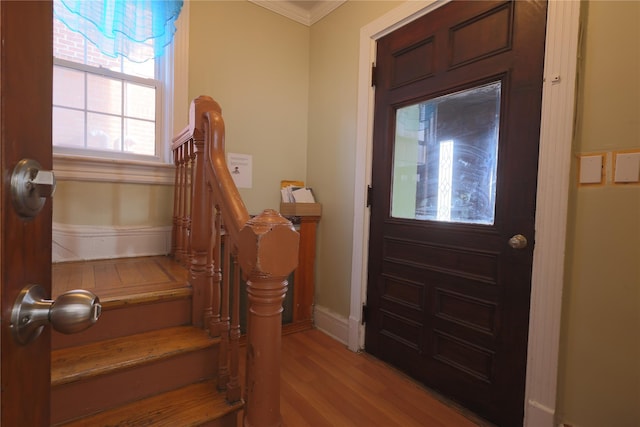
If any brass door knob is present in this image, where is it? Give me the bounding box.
[508,234,528,249]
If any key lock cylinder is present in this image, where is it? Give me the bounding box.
[9,159,102,345]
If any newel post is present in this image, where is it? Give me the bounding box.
[238,209,299,427]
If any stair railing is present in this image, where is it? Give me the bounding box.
[172,96,299,427]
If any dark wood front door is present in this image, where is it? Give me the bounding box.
[365,1,547,425]
[1,1,53,425]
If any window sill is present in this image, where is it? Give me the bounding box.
[53,154,175,185]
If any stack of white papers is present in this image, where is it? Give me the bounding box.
[292,187,315,203]
[281,185,316,203]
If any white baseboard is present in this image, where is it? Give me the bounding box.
[525,399,556,427]
[314,305,349,345]
[347,315,363,352]
[53,222,172,262]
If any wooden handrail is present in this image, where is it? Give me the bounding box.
[172,96,299,427]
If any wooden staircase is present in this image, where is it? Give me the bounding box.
[51,256,242,426]
[47,96,300,427]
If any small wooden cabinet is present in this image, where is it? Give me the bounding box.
[289,215,320,332]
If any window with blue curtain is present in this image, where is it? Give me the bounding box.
[52,0,183,161]
[55,0,183,63]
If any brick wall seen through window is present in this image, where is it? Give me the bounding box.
[53,17,161,159]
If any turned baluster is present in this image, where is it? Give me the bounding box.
[226,248,242,403]
[217,230,231,391]
[213,208,224,335]
[188,133,211,329]
[171,144,181,259]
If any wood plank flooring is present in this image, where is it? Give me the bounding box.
[243,329,491,427]
[53,257,489,426]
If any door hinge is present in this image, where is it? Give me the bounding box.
[371,64,377,87]
[361,304,368,325]
[366,185,373,207]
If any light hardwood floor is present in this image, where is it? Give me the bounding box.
[243,329,491,427]
[52,258,489,426]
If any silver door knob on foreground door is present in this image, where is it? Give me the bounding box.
[10,285,102,345]
[508,234,528,249]
[10,158,56,220]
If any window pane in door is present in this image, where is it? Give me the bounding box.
[391,81,501,225]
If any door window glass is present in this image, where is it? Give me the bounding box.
[391,81,501,225]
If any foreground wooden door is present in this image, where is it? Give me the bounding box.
[0,2,53,425]
[365,1,547,425]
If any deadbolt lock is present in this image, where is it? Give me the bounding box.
[10,158,56,220]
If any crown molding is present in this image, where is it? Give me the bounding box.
[249,0,346,26]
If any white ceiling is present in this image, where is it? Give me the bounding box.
[248,0,346,26]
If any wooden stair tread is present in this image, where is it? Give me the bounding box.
[53,256,190,307]
[52,326,219,387]
[99,286,192,310]
[56,379,242,427]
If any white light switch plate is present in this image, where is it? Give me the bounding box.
[614,152,640,183]
[579,155,603,184]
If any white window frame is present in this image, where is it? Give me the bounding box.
[52,3,190,185]
[53,57,164,162]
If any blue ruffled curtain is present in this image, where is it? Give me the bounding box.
[54,0,183,63]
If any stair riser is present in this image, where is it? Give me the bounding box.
[202,413,239,427]
[51,346,218,425]
[52,297,192,350]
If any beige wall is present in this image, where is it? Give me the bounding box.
[187,1,310,214]
[183,0,399,316]
[558,2,640,426]
[308,0,401,316]
[53,181,173,226]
